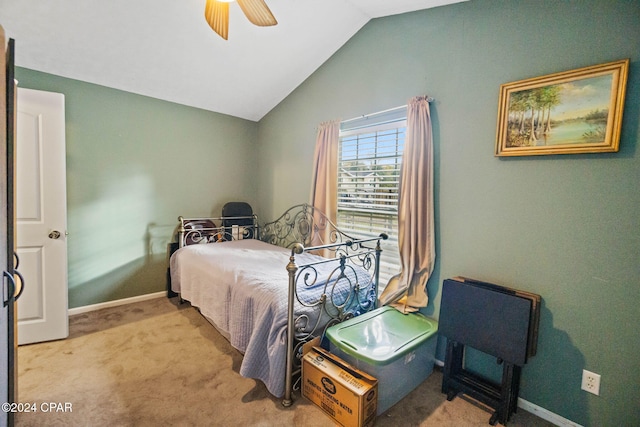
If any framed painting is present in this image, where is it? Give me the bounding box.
[495,59,629,156]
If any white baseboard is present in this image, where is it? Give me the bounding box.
[517,398,582,427]
[68,291,166,316]
[434,358,580,427]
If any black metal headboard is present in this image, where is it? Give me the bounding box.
[260,203,356,250]
[177,214,259,248]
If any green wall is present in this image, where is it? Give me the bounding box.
[15,68,259,308]
[256,0,640,425]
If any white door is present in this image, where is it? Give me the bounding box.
[16,88,68,345]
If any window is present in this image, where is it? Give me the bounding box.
[337,110,406,289]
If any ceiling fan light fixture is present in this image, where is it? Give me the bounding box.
[237,0,277,27]
[204,0,230,39]
[204,0,277,40]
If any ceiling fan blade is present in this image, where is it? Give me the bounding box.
[237,0,278,27]
[204,0,229,40]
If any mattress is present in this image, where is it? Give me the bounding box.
[170,239,373,397]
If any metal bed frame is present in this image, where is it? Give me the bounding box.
[174,203,388,406]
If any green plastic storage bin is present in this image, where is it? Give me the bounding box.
[326,306,438,415]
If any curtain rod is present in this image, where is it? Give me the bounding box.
[342,96,435,124]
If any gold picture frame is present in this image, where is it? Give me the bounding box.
[495,59,629,156]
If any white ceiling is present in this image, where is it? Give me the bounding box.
[0,0,465,121]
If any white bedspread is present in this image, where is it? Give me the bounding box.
[170,239,363,398]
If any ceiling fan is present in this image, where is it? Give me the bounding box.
[204,0,278,40]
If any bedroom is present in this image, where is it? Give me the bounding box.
[1,0,639,425]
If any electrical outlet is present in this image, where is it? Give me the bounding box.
[581,369,601,395]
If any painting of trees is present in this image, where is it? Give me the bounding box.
[507,86,561,147]
[496,60,628,156]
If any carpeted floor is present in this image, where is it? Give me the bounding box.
[15,297,554,426]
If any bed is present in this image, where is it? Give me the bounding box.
[169,203,388,406]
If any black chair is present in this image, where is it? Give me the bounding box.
[221,202,255,240]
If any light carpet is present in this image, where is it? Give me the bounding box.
[16,297,554,426]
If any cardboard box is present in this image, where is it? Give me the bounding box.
[302,346,378,427]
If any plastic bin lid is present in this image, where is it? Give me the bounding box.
[326,306,438,366]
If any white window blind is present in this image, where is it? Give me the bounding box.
[338,110,406,290]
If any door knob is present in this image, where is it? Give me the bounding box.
[2,270,15,306]
[48,230,61,239]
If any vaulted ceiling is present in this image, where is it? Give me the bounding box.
[1,0,465,121]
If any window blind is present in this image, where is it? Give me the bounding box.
[337,113,406,289]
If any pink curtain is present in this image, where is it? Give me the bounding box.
[309,120,340,252]
[379,96,435,312]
